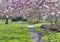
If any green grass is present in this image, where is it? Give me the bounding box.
[0,20,31,42]
[1,19,60,42]
[42,32,60,42]
[33,23,60,42]
[33,23,43,32]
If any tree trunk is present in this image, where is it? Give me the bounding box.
[5,18,8,24]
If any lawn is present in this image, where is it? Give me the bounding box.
[33,23,60,42]
[0,20,31,42]
[0,19,60,42]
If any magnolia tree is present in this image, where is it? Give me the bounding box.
[10,0,46,21]
[45,1,60,24]
[0,0,60,23]
[11,0,60,22]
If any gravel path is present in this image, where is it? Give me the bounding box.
[26,25,43,42]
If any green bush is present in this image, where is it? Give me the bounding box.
[12,16,23,21]
[39,20,43,23]
[22,17,28,21]
[28,20,43,24]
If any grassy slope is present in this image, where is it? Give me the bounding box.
[0,20,31,42]
[33,23,60,42]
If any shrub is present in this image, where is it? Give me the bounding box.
[12,18,18,21]
[39,20,43,23]
[28,20,41,24]
[12,16,23,21]
[22,17,28,21]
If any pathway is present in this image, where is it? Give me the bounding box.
[26,25,43,42]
